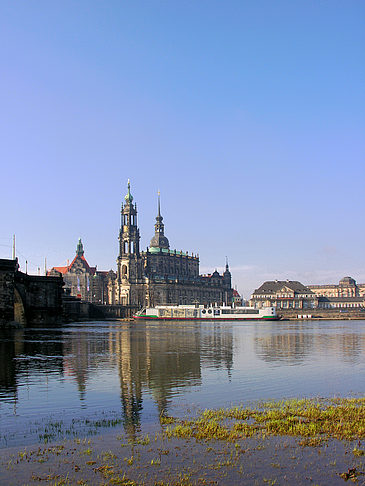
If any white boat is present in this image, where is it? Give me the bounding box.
[133,304,278,321]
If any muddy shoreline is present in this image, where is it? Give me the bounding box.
[1,398,364,485]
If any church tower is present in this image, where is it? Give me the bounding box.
[149,192,170,249]
[116,180,143,305]
[223,257,233,304]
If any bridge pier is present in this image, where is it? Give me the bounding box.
[0,259,17,326]
[0,259,64,327]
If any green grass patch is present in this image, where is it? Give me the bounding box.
[162,397,365,443]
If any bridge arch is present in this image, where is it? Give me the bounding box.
[14,286,27,326]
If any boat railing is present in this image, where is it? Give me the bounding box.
[135,307,146,316]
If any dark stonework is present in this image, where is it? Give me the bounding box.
[0,259,17,325]
[0,258,64,327]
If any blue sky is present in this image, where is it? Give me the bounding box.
[1,1,364,298]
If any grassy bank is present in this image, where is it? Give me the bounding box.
[162,397,365,444]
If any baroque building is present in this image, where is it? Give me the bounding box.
[250,278,365,311]
[49,239,114,304]
[110,182,233,308]
[307,277,365,298]
[250,280,318,310]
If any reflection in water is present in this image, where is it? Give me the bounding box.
[0,320,364,446]
[0,329,64,402]
[254,322,365,366]
[0,330,19,401]
[254,323,314,365]
[47,322,232,437]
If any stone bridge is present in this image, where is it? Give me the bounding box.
[0,259,64,327]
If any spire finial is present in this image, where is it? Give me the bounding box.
[157,190,161,217]
[225,256,229,271]
[76,238,84,257]
[124,179,133,204]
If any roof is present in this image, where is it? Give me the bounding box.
[146,248,198,259]
[307,284,337,289]
[233,289,240,297]
[51,266,69,275]
[252,280,314,295]
[51,255,96,276]
[339,276,356,285]
[70,255,96,275]
[96,270,109,277]
[200,272,223,279]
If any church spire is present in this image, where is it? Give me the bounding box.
[223,256,231,288]
[156,190,163,224]
[150,191,170,249]
[76,238,84,257]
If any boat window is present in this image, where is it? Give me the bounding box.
[221,309,260,315]
[202,309,206,314]
[208,309,212,314]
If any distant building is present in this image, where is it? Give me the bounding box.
[250,280,318,310]
[308,277,365,298]
[110,182,233,308]
[250,278,365,311]
[317,296,364,309]
[49,239,114,303]
[232,289,243,306]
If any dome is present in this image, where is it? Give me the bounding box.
[150,234,170,249]
[339,276,356,286]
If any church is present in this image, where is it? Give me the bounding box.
[108,181,233,309]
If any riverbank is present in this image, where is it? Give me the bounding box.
[279,308,365,320]
[1,398,364,485]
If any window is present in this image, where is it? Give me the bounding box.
[221,309,259,315]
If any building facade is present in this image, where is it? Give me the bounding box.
[250,279,365,311]
[250,280,318,310]
[317,296,364,309]
[307,277,365,298]
[49,239,114,304]
[111,182,233,308]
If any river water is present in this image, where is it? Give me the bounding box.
[0,319,364,448]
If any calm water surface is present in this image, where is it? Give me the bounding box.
[1,319,364,448]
